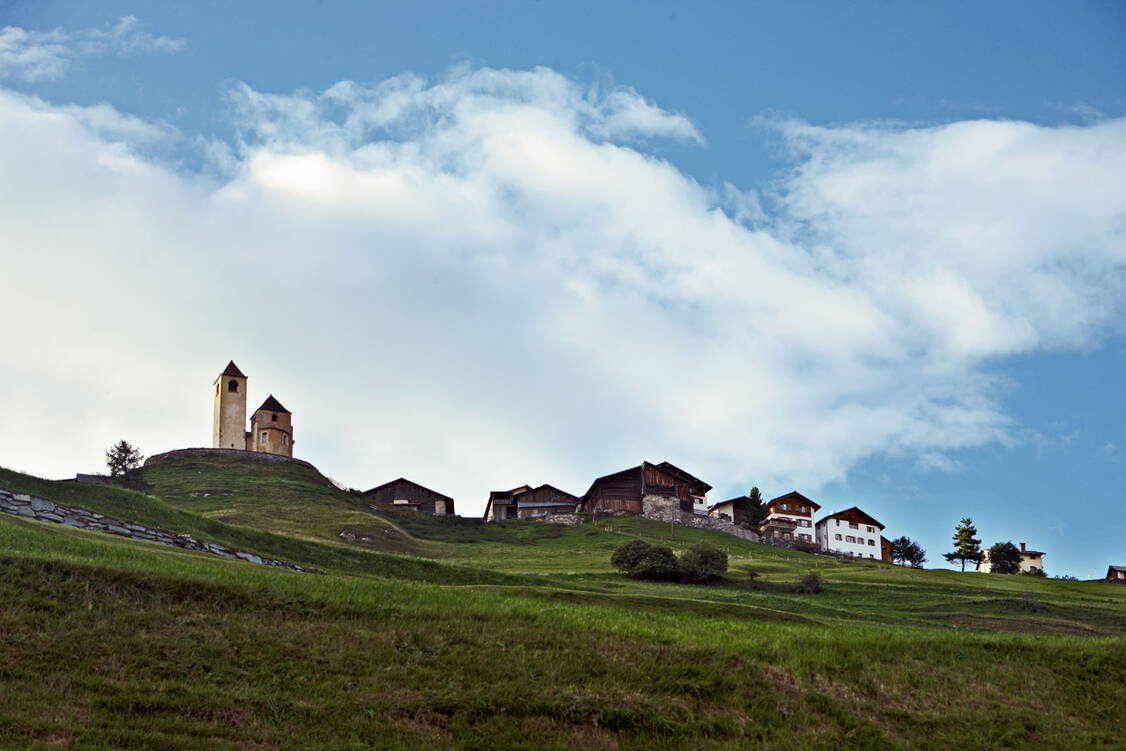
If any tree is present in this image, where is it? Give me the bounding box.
[889,536,927,568]
[942,517,984,572]
[746,486,767,528]
[630,545,682,582]
[987,542,1022,574]
[610,540,652,573]
[105,440,144,478]
[679,543,728,583]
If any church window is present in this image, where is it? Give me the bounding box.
[283,434,289,446]
[228,380,239,393]
[261,431,268,442]
[272,413,278,422]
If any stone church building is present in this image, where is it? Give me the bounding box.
[212,361,294,457]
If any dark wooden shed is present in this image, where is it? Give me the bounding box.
[578,460,711,514]
[362,478,455,516]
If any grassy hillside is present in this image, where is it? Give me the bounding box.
[2,456,1124,750]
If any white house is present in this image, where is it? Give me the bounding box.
[976,543,1045,574]
[760,491,820,544]
[816,507,885,559]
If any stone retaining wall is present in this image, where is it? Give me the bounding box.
[641,495,762,542]
[0,487,313,573]
[144,447,321,473]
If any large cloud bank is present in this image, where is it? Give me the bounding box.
[0,65,1123,508]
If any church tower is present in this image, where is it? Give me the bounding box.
[212,361,248,449]
[249,395,294,457]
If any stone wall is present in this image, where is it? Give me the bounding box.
[641,495,762,542]
[0,487,313,573]
[145,447,320,473]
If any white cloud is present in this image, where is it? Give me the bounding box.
[0,16,184,82]
[0,67,1123,514]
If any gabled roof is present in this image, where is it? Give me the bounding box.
[362,477,453,502]
[707,495,749,512]
[766,491,821,511]
[489,485,533,501]
[1108,565,1126,573]
[530,483,579,500]
[818,506,884,530]
[654,461,713,493]
[221,360,246,378]
[255,395,290,414]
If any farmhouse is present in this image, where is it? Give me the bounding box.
[363,478,455,516]
[577,461,711,515]
[816,507,885,559]
[708,495,755,525]
[212,361,295,457]
[976,543,1046,574]
[483,484,579,521]
[1106,565,1126,582]
[760,491,819,544]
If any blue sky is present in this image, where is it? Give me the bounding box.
[0,2,1122,577]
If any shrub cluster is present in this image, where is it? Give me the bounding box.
[611,541,728,584]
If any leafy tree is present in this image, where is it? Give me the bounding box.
[987,542,1022,574]
[890,536,927,568]
[105,440,144,478]
[610,540,653,573]
[679,543,728,583]
[746,486,767,527]
[630,545,682,582]
[942,517,984,572]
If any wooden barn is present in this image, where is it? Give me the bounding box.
[578,461,711,515]
[362,478,455,516]
[483,484,579,521]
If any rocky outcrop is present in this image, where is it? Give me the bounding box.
[0,487,313,573]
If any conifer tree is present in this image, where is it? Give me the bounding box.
[943,517,984,572]
[746,486,767,527]
[105,440,144,478]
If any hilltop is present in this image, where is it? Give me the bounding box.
[1,454,1124,750]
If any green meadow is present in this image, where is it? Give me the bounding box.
[1,454,1123,750]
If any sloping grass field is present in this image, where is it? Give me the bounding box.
[1,454,1124,750]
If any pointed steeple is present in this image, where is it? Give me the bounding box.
[221,360,247,378]
[257,394,290,414]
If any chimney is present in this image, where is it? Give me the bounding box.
[1020,542,1026,552]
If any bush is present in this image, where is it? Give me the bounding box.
[611,540,653,573]
[679,543,728,583]
[793,573,824,594]
[630,545,682,582]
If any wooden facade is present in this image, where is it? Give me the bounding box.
[483,484,578,521]
[708,495,752,524]
[579,461,711,514]
[363,477,455,516]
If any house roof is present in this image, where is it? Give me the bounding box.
[361,477,454,502]
[654,461,713,492]
[707,495,749,512]
[221,360,246,378]
[766,491,821,511]
[1108,565,1126,573]
[529,484,579,500]
[255,395,290,414]
[818,506,885,530]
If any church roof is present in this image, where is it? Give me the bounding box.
[221,360,246,378]
[256,395,290,414]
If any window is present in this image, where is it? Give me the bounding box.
[781,503,789,510]
[849,522,859,529]
[799,505,807,513]
[799,519,810,527]
[799,534,811,541]
[869,554,875,559]
[834,533,842,540]
[867,526,875,533]
[846,535,856,543]
[228,380,239,393]
[260,431,268,442]
[272,413,278,422]
[283,434,289,446]
[868,539,875,546]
